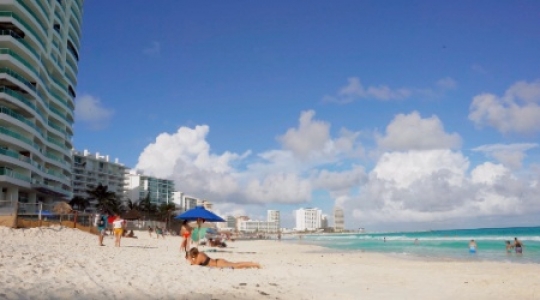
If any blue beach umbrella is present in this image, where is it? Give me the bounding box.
[174,206,225,245]
[174,206,225,222]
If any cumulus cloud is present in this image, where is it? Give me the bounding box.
[135,111,364,205]
[277,110,363,161]
[469,79,540,134]
[75,94,114,130]
[471,143,538,170]
[345,149,540,228]
[376,111,462,151]
[135,108,540,230]
[143,41,161,56]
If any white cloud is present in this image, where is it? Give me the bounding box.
[469,79,540,134]
[135,109,540,230]
[75,94,114,130]
[436,77,457,90]
[143,41,161,56]
[472,143,538,169]
[376,111,462,151]
[323,77,411,103]
[323,77,457,104]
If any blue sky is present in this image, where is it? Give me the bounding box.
[73,1,540,231]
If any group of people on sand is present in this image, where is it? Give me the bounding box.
[468,237,524,254]
[95,212,126,247]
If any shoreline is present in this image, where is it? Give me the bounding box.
[2,226,540,299]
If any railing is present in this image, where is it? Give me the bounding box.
[0,126,36,148]
[0,86,47,123]
[0,146,44,172]
[34,0,49,20]
[69,15,80,36]
[45,152,68,166]
[0,29,40,60]
[49,105,70,124]
[0,67,38,97]
[68,27,80,49]
[0,48,37,74]
[0,105,45,137]
[54,7,62,22]
[0,11,45,50]
[0,166,31,182]
[16,0,48,38]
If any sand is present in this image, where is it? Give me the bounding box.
[1,226,539,300]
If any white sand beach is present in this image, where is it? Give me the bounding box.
[1,226,540,300]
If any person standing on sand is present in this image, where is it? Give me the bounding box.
[112,214,126,247]
[469,239,477,253]
[180,220,192,252]
[148,226,153,237]
[95,212,107,246]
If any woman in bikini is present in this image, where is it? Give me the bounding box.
[187,247,261,269]
[180,220,192,252]
[513,237,524,254]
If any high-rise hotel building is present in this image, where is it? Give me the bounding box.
[124,170,175,206]
[0,1,83,207]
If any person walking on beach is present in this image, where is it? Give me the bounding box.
[95,212,107,246]
[469,239,477,254]
[156,226,165,239]
[180,220,192,252]
[186,247,261,269]
[148,226,153,237]
[513,237,524,254]
[112,214,126,247]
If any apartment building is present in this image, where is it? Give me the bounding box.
[72,149,127,206]
[0,0,84,210]
[295,207,322,231]
[333,207,344,232]
[124,170,174,206]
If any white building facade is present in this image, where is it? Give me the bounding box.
[238,220,279,233]
[72,149,127,207]
[0,0,84,213]
[124,170,174,206]
[267,210,280,229]
[333,207,344,232]
[295,208,322,231]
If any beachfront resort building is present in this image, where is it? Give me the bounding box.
[0,0,84,213]
[226,215,236,229]
[334,207,344,232]
[267,209,280,229]
[295,207,322,231]
[124,170,174,206]
[238,219,279,233]
[72,149,127,208]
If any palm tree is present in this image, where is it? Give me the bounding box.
[138,194,157,217]
[157,202,177,231]
[86,183,119,214]
[122,198,139,212]
[69,196,90,211]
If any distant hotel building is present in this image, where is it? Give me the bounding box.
[226,215,236,229]
[267,209,280,229]
[0,0,84,209]
[333,207,344,232]
[238,219,279,233]
[72,149,127,207]
[295,207,322,231]
[124,170,174,206]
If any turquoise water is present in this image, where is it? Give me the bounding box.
[297,227,540,264]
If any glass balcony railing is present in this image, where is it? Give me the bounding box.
[0,30,40,61]
[0,167,31,182]
[0,11,46,50]
[34,0,49,20]
[54,7,62,22]
[49,105,70,124]
[0,67,37,94]
[0,126,38,150]
[15,0,48,39]
[47,136,66,150]
[69,15,80,36]
[46,152,68,166]
[0,86,36,111]
[0,106,45,137]
[65,52,78,73]
[0,48,37,74]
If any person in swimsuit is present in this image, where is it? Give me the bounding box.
[513,237,523,254]
[180,220,192,252]
[469,239,477,254]
[187,247,261,269]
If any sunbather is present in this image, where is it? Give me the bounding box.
[186,247,261,269]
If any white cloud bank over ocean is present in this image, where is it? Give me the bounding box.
[135,80,540,230]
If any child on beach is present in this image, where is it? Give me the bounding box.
[469,240,477,253]
[186,247,261,269]
[505,241,514,253]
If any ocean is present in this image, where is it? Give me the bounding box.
[293,226,540,264]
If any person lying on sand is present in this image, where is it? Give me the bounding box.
[186,247,261,269]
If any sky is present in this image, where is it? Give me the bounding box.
[73,0,540,231]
